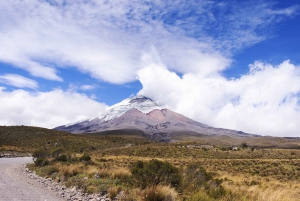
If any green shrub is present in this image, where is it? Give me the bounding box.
[241,143,248,148]
[44,166,59,176]
[188,191,212,201]
[66,174,89,192]
[183,164,213,190]
[181,163,224,197]
[34,158,49,167]
[55,154,68,162]
[33,148,50,158]
[131,159,181,189]
[50,148,63,157]
[79,154,91,162]
[119,174,135,188]
[206,185,226,199]
[249,180,260,186]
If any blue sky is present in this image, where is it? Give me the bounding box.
[0,0,300,137]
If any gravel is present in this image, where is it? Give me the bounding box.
[0,157,64,201]
[0,157,111,201]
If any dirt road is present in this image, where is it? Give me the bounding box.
[0,157,64,201]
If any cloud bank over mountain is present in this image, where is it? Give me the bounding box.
[138,61,300,137]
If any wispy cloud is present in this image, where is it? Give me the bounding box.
[66,83,99,92]
[0,74,38,89]
[0,0,297,83]
[79,84,98,91]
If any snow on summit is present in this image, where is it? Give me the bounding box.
[97,95,164,121]
[55,94,255,139]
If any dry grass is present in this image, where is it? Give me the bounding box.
[140,185,177,201]
[108,186,120,199]
[94,167,130,179]
[218,171,300,201]
[99,149,300,200]
[0,145,27,152]
[110,167,131,178]
[85,165,99,176]
[12,126,298,200]
[56,163,82,181]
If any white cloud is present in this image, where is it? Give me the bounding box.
[79,84,98,91]
[138,60,300,137]
[0,0,297,83]
[0,0,299,137]
[0,74,38,89]
[66,83,98,92]
[0,87,107,128]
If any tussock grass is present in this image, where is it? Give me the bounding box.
[108,186,120,199]
[140,185,177,201]
[110,167,131,178]
[58,163,82,181]
[3,126,300,200]
[218,171,300,201]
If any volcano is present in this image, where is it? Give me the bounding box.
[54,95,255,141]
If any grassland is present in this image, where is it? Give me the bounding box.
[1,126,300,200]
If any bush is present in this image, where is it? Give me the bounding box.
[188,191,212,201]
[181,164,220,194]
[241,143,248,148]
[206,185,226,199]
[184,164,213,186]
[34,158,49,167]
[50,148,63,157]
[55,154,68,162]
[66,174,88,192]
[131,159,181,189]
[33,148,50,158]
[44,166,59,176]
[79,154,91,162]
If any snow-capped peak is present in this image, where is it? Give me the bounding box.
[97,95,164,121]
[64,118,90,127]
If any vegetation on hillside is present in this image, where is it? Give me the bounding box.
[1,126,300,200]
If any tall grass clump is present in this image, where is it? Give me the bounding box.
[141,185,177,201]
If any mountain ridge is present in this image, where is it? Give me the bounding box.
[54,95,257,141]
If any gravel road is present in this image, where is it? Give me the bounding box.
[0,157,64,201]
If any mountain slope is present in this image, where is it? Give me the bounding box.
[54,95,255,141]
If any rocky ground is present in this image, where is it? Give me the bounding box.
[0,157,64,201]
[0,151,31,158]
[0,157,113,201]
[22,166,112,201]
